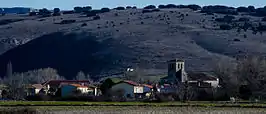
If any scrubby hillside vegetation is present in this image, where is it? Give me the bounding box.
[0,4,266,79]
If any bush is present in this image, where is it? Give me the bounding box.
[93,15,101,20]
[29,12,37,16]
[0,19,24,25]
[262,17,266,21]
[158,5,166,9]
[83,6,92,12]
[215,15,235,23]
[257,24,266,31]
[81,23,87,27]
[86,10,98,17]
[201,5,238,15]
[114,7,125,10]
[166,4,178,8]
[74,6,83,13]
[126,6,132,9]
[152,9,160,12]
[248,6,256,12]
[53,8,60,13]
[237,7,249,12]
[253,8,266,17]
[59,20,76,24]
[220,24,232,30]
[39,8,52,17]
[238,17,250,22]
[62,10,74,14]
[53,8,61,16]
[101,8,110,13]
[144,5,156,9]
[187,4,201,11]
[142,9,160,13]
[132,6,137,9]
[234,39,240,41]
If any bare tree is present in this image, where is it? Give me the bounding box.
[6,61,12,78]
[235,56,266,99]
[3,73,25,100]
[213,58,239,97]
[74,71,93,83]
[175,81,196,102]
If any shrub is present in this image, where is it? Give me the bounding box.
[244,34,247,38]
[59,20,76,24]
[93,15,101,20]
[39,8,52,17]
[29,12,37,16]
[234,39,240,41]
[201,5,238,15]
[126,6,132,9]
[86,11,97,17]
[220,24,232,30]
[53,8,61,16]
[144,5,156,9]
[158,5,166,9]
[62,10,74,14]
[262,17,266,21]
[187,4,201,11]
[257,24,266,31]
[114,7,125,10]
[152,9,160,12]
[0,19,24,25]
[132,6,137,9]
[81,23,87,27]
[238,17,250,22]
[101,8,110,13]
[237,7,250,12]
[253,8,266,17]
[83,6,92,12]
[74,6,83,13]
[166,4,178,8]
[53,8,60,13]
[248,6,256,12]
[215,15,235,23]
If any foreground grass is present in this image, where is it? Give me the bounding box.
[0,101,266,108]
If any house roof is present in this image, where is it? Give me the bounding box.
[142,84,153,88]
[187,72,218,81]
[123,80,139,86]
[42,80,91,85]
[70,84,88,88]
[32,84,43,89]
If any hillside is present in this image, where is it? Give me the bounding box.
[0,7,266,79]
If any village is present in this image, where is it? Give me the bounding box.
[0,59,222,102]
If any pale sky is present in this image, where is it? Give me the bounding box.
[1,0,266,10]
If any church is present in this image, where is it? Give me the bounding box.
[160,59,219,88]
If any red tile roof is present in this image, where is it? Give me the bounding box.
[142,84,153,88]
[123,80,139,86]
[70,84,88,88]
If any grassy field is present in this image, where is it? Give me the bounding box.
[1,106,266,114]
[0,101,266,108]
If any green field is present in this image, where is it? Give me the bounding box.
[0,101,266,108]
